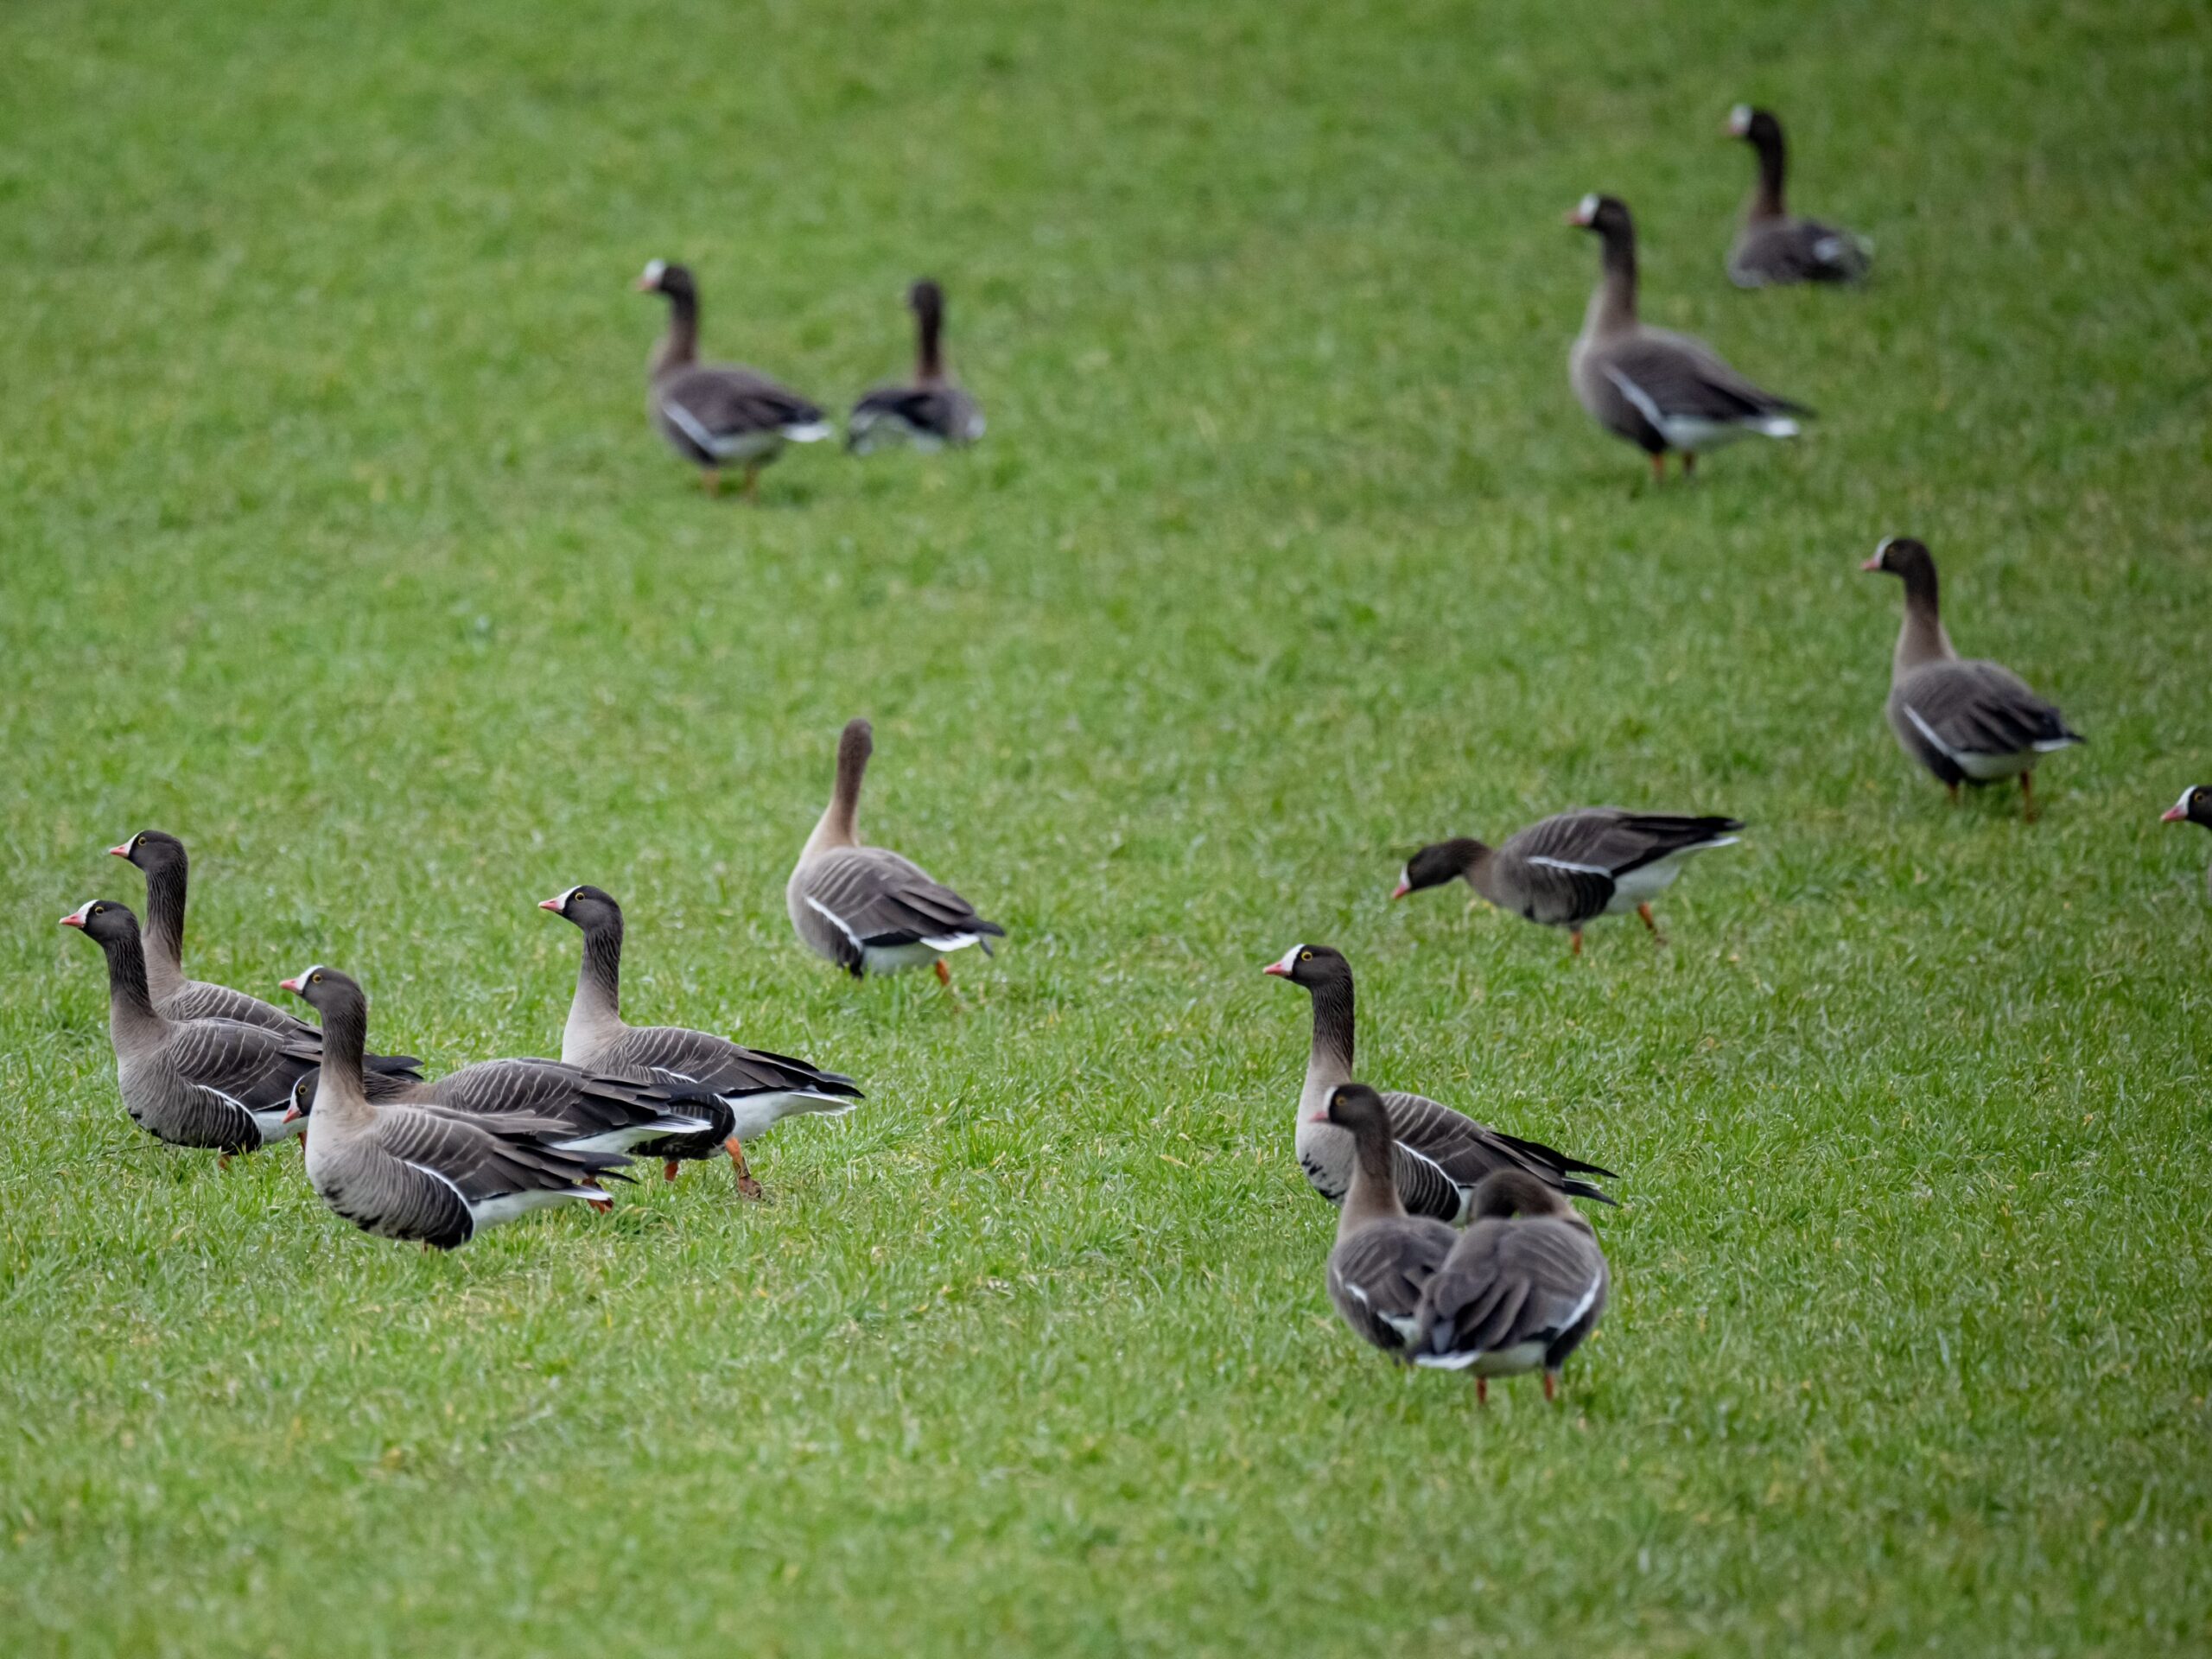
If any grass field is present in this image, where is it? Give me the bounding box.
[4,0,2211,1651]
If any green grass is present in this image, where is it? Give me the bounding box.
[3,0,2210,1651]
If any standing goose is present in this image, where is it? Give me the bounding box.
[1315,1084,1459,1361]
[1394,810,1744,955]
[1410,1168,1611,1403]
[1263,944,1613,1221]
[848,279,985,454]
[1725,105,1873,288]
[60,900,320,1159]
[286,1056,710,1155]
[282,966,626,1249]
[787,718,1004,985]
[1567,193,1810,480]
[540,885,863,1197]
[2161,786,2212,897]
[635,260,830,499]
[1863,537,2082,818]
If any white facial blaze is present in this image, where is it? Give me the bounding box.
[1729,104,1751,134]
[1875,536,1897,560]
[640,258,666,286]
[2176,788,2196,816]
[62,900,94,925]
[1271,944,1303,975]
[1576,193,1599,223]
[560,885,582,909]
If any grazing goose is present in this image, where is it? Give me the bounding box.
[287,1056,711,1155]
[1726,105,1872,288]
[540,885,863,1197]
[108,830,420,1076]
[282,967,626,1249]
[636,259,830,499]
[787,718,1004,985]
[1410,1168,1610,1404]
[1316,1084,1459,1361]
[1863,537,2082,818]
[1395,810,1743,955]
[1263,944,1613,1221]
[60,900,320,1160]
[848,279,985,454]
[2161,787,2212,897]
[1567,193,1810,480]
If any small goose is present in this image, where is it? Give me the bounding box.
[1394,810,1744,955]
[1410,1169,1611,1403]
[1863,537,2082,818]
[2161,787,2212,897]
[540,885,863,1197]
[848,279,985,454]
[286,1056,711,1156]
[1264,944,1613,1221]
[1315,1084,1459,1361]
[282,966,626,1249]
[1567,193,1810,480]
[1726,105,1872,287]
[787,718,1004,986]
[60,900,320,1159]
[635,260,830,499]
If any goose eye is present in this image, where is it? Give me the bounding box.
[1300,950,1312,962]
[311,972,323,983]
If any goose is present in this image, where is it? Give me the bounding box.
[60,899,320,1160]
[1863,537,2082,818]
[1567,193,1810,480]
[107,830,420,1076]
[1410,1168,1611,1404]
[636,260,830,499]
[281,966,626,1249]
[1314,1084,1458,1361]
[539,885,863,1197]
[1726,105,1872,288]
[848,279,985,454]
[1393,810,1744,955]
[1263,944,1613,1222]
[286,1056,712,1155]
[2161,786,2212,897]
[787,718,1004,985]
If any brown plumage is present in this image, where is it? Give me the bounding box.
[849,279,984,454]
[1725,105,1872,287]
[1315,1084,1459,1359]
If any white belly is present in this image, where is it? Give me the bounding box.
[861,940,951,976]
[1466,1340,1548,1377]
[1955,747,2038,780]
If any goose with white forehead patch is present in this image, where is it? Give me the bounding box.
[1725,105,1872,288]
[2161,786,2212,899]
[848,279,986,454]
[1314,1084,1459,1361]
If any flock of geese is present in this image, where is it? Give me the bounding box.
[54,108,2208,1407]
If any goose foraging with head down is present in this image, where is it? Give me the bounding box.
[1567,194,1810,481]
[635,260,830,499]
[2161,787,2212,898]
[1863,537,2082,818]
[787,718,1005,986]
[1315,1084,1459,1360]
[539,885,863,1197]
[848,279,985,454]
[1394,809,1744,956]
[1725,105,1872,288]
[1264,944,1613,1222]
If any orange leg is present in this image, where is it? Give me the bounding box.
[1649,453,1666,484]
[1543,1371,1559,1403]
[700,466,721,496]
[727,1136,766,1201]
[1637,902,1667,946]
[1946,781,1961,805]
[1476,1376,1489,1407]
[663,1160,681,1183]
[741,463,761,502]
[1569,929,1584,958]
[2020,770,2039,823]
[933,958,951,988]
[1681,450,1696,477]
[217,1153,232,1170]
[586,1197,613,1215]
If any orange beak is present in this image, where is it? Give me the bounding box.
[107,842,131,859]
[538,896,564,912]
[278,976,304,995]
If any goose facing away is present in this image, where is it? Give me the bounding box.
[635,260,830,499]
[1726,105,1872,287]
[787,718,1005,985]
[1567,193,1810,481]
[2162,786,2212,899]
[282,966,627,1249]
[1394,810,1744,955]
[1410,1168,1611,1403]
[1863,537,2082,818]
[1263,944,1613,1221]
[848,279,985,454]
[1315,1084,1459,1360]
[539,885,863,1197]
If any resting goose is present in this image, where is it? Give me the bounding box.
[288,1056,710,1155]
[1410,1169,1609,1402]
[848,279,985,454]
[1567,193,1810,480]
[2161,787,2212,897]
[540,885,863,1197]
[1863,537,2082,818]
[1264,944,1612,1222]
[1315,1084,1458,1361]
[282,967,626,1249]
[787,718,1005,985]
[1726,106,1872,288]
[636,260,830,499]
[60,900,319,1160]
[1394,810,1744,955]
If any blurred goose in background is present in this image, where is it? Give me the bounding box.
[283,967,626,1249]
[1263,944,1613,1220]
[635,259,830,499]
[1725,105,1873,287]
[1863,537,2082,818]
[1410,1168,1611,1403]
[1315,1084,1458,1361]
[2161,786,2212,896]
[540,885,862,1197]
[1567,193,1809,480]
[287,1056,709,1155]
[848,279,985,454]
[787,718,1004,986]
[1395,810,1743,955]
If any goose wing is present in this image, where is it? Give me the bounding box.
[658,364,825,451]
[797,846,1002,973]
[1382,1090,1615,1213]
[1896,660,2081,763]
[1328,1217,1456,1353]
[1601,331,1809,424]
[1414,1218,1609,1368]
